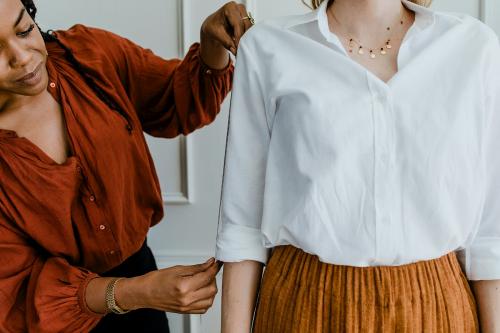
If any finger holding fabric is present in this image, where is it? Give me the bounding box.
[200,1,254,69]
[107,258,222,314]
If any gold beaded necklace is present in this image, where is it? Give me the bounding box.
[328,6,407,59]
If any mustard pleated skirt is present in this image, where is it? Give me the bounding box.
[253,246,479,333]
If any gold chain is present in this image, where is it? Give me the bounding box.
[328,6,407,59]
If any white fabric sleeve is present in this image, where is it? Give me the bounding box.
[215,37,272,264]
[465,34,500,281]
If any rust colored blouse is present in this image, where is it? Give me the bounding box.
[0,25,232,332]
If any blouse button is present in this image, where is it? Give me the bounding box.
[89,195,96,202]
[49,82,56,88]
[99,225,106,230]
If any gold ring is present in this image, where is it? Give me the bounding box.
[241,12,255,25]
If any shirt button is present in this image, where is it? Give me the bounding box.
[205,69,212,75]
[49,82,56,88]
[109,250,115,255]
[89,195,96,202]
[99,224,106,230]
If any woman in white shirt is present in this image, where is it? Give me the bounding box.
[216,0,500,331]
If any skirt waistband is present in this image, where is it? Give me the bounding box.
[253,245,479,333]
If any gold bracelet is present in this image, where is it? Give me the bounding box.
[105,278,130,315]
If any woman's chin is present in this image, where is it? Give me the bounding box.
[17,76,49,97]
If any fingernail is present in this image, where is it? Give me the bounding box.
[207,258,215,264]
[230,47,236,54]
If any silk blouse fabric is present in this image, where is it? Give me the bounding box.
[0,25,232,332]
[216,0,500,281]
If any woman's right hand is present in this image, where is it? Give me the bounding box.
[116,258,221,314]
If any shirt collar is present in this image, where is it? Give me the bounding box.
[285,0,436,40]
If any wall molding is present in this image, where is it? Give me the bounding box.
[482,0,500,35]
[479,0,486,22]
[163,0,194,206]
[179,0,191,56]
[163,134,193,205]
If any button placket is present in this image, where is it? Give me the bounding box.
[76,169,120,263]
[372,89,396,263]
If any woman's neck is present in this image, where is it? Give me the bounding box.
[0,94,29,115]
[0,93,45,129]
[327,0,408,38]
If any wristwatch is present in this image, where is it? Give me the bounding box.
[105,278,130,315]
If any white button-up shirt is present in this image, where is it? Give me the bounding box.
[215,0,500,280]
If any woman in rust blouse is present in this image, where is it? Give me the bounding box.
[0,0,252,331]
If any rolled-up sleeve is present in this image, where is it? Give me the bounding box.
[465,35,500,281]
[215,37,272,265]
[0,211,103,333]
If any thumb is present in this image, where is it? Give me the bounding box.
[179,258,215,276]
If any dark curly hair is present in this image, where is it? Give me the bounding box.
[20,0,36,18]
[20,0,53,41]
[19,0,134,132]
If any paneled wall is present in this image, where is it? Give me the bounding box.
[35,0,498,332]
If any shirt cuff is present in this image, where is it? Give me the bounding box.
[464,237,500,280]
[216,223,270,264]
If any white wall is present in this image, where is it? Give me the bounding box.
[35,0,498,332]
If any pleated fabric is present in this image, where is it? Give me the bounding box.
[253,246,479,333]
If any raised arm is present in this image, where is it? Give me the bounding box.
[55,24,233,139]
[55,3,254,139]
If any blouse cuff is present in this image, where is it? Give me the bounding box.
[216,223,270,264]
[77,271,104,317]
[464,237,500,280]
[190,43,234,77]
[34,259,105,331]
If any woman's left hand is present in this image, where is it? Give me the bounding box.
[200,2,253,69]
